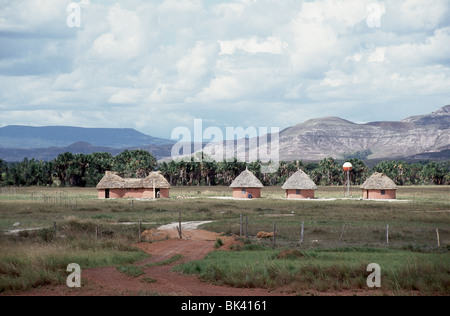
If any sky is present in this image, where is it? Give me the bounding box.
[0,0,449,139]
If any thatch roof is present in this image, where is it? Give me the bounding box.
[282,170,317,190]
[96,171,170,189]
[230,168,264,188]
[140,172,171,189]
[360,172,398,190]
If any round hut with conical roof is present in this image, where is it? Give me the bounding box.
[97,171,170,199]
[360,172,397,200]
[282,169,317,199]
[230,168,263,199]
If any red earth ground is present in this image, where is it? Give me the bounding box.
[6,227,384,296]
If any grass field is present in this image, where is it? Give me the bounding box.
[175,246,450,295]
[0,185,449,295]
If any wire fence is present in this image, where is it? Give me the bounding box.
[1,189,448,250]
[0,187,17,195]
[233,215,449,249]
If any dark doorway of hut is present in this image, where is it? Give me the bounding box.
[155,188,161,199]
[105,189,110,199]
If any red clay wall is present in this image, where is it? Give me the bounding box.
[98,189,106,199]
[285,189,315,199]
[98,188,170,199]
[362,189,396,200]
[232,188,261,199]
[159,188,170,199]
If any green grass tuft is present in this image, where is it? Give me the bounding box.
[117,265,145,278]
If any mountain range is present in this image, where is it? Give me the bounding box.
[277,105,449,161]
[0,126,175,161]
[0,105,449,162]
[0,126,173,149]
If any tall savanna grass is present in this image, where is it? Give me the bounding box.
[175,245,450,295]
[0,218,148,293]
[1,185,449,295]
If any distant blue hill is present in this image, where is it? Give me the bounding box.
[0,125,174,149]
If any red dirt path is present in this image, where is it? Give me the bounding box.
[9,229,291,296]
[6,228,383,296]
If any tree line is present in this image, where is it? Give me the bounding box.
[0,150,448,187]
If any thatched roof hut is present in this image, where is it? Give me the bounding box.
[96,171,170,189]
[360,172,397,190]
[96,171,170,199]
[140,172,171,189]
[230,168,264,188]
[282,170,317,190]
[360,172,397,199]
[96,171,126,189]
[230,168,263,198]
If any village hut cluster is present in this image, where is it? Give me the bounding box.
[97,168,398,200]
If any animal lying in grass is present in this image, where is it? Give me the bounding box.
[256,231,276,238]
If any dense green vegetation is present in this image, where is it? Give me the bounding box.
[0,150,448,187]
[0,150,157,187]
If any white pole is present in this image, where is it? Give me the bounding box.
[347,170,350,196]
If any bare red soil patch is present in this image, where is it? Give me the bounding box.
[6,228,386,296]
[8,229,286,296]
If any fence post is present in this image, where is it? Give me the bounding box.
[436,228,440,247]
[177,211,182,239]
[138,220,142,243]
[273,222,277,248]
[95,227,99,240]
[386,224,389,245]
[239,214,243,238]
[340,224,346,242]
[245,217,248,239]
[300,221,304,244]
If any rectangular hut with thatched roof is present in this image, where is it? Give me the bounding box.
[230,168,264,199]
[282,169,317,199]
[96,171,170,199]
[360,172,397,200]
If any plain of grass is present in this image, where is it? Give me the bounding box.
[0,238,147,292]
[174,245,450,295]
[0,185,448,295]
[0,218,148,293]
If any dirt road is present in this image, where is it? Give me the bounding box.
[12,224,288,296]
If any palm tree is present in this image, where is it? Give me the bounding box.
[319,157,341,185]
[113,150,157,178]
[85,153,114,187]
[348,158,368,185]
[421,161,449,185]
[54,152,75,186]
